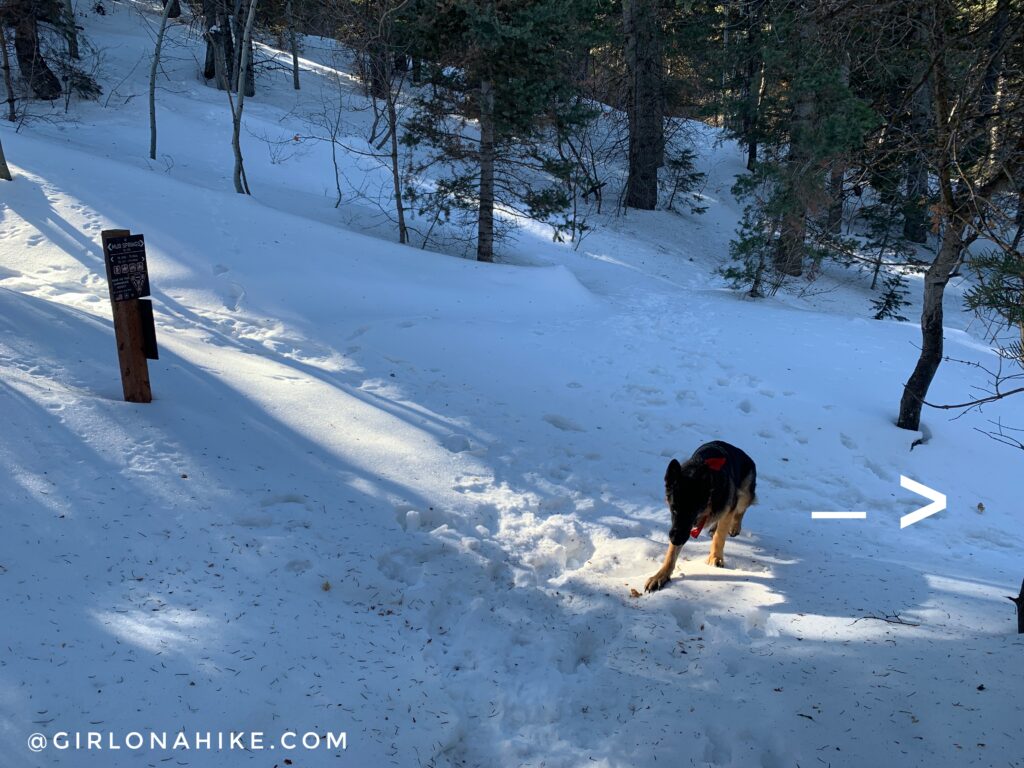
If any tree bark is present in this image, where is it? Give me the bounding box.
[286,0,299,90]
[902,158,929,243]
[772,9,817,277]
[622,0,662,210]
[476,77,495,262]
[61,0,79,58]
[741,0,764,172]
[149,0,178,160]
[163,0,181,19]
[826,52,851,235]
[897,4,956,432]
[0,24,17,121]
[387,90,408,244]
[13,10,61,100]
[0,136,12,180]
[902,22,932,244]
[896,223,965,430]
[204,0,235,90]
[231,0,258,194]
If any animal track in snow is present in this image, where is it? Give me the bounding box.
[543,414,586,432]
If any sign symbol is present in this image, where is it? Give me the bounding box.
[899,475,946,529]
[811,511,867,520]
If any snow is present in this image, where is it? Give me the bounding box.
[1,2,1022,766]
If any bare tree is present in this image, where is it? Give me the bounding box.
[230,0,258,193]
[334,0,412,244]
[285,0,299,90]
[0,23,16,121]
[896,0,1023,431]
[149,0,179,159]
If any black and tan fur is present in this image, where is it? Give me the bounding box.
[644,440,757,593]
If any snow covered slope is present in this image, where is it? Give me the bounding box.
[1,3,1022,767]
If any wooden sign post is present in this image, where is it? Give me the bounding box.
[101,229,158,403]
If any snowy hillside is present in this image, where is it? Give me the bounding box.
[1,3,1022,767]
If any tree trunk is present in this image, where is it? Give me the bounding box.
[237,34,254,97]
[204,0,235,90]
[771,10,817,277]
[387,91,408,244]
[741,0,764,172]
[149,0,178,160]
[61,0,79,58]
[0,24,16,121]
[744,56,763,171]
[826,161,844,235]
[0,136,12,180]
[897,223,965,430]
[13,11,61,100]
[902,159,929,243]
[286,0,299,90]
[230,0,253,98]
[826,52,850,235]
[622,0,662,210]
[231,0,258,194]
[975,0,1009,172]
[1009,579,1024,634]
[163,0,181,19]
[902,39,932,244]
[476,77,495,262]
[368,43,389,101]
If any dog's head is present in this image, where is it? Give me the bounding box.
[665,458,713,546]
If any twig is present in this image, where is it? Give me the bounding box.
[850,612,920,627]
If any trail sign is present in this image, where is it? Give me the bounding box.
[101,229,155,403]
[103,234,151,302]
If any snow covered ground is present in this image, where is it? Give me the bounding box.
[1,3,1022,767]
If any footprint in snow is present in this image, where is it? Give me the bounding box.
[543,414,586,432]
[441,434,472,453]
[738,399,753,414]
[223,282,245,311]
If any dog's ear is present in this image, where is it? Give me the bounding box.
[665,459,682,487]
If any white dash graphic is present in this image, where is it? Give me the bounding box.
[811,511,868,520]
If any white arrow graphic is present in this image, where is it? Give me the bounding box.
[900,475,946,529]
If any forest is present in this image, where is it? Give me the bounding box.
[2,2,1023,767]
[2,1,1022,434]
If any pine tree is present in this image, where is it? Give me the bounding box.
[403,0,600,261]
[722,1,876,295]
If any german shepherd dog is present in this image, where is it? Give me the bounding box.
[645,441,757,593]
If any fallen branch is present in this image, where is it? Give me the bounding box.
[850,612,920,627]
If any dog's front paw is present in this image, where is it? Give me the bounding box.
[644,571,671,593]
[729,523,742,537]
[706,554,725,568]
